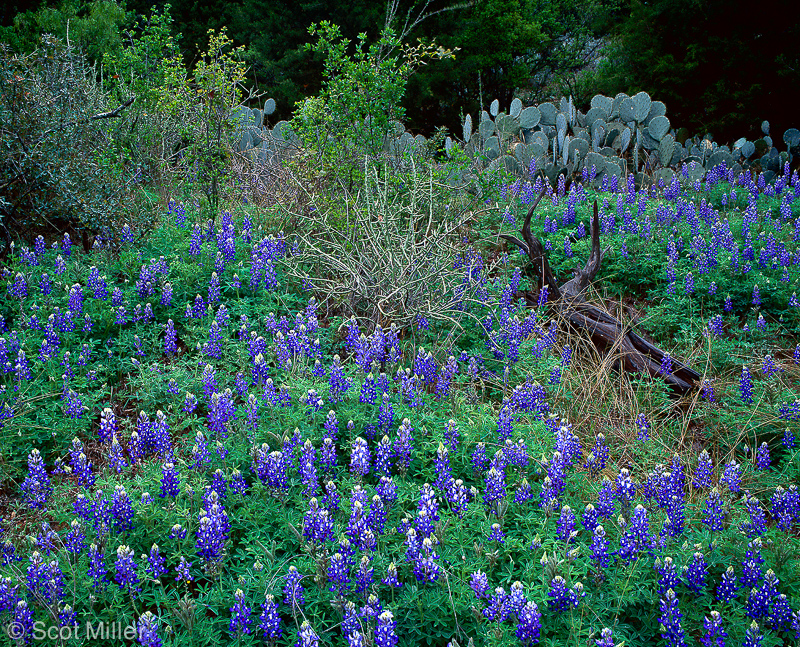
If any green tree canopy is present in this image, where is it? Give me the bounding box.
[0,0,126,64]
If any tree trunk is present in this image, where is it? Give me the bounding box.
[500,188,700,395]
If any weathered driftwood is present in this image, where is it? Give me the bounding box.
[500,189,700,395]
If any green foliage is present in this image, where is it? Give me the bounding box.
[403,0,609,134]
[0,0,126,64]
[292,21,454,172]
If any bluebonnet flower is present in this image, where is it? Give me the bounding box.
[702,379,715,402]
[64,520,86,554]
[229,469,247,496]
[114,545,140,596]
[393,418,414,474]
[755,442,771,470]
[346,499,376,551]
[618,504,650,562]
[378,562,402,591]
[590,524,611,571]
[483,586,510,622]
[159,463,180,498]
[87,543,108,590]
[659,589,687,647]
[740,365,754,404]
[585,433,609,476]
[745,570,778,620]
[98,407,117,444]
[355,554,375,596]
[701,610,727,647]
[318,436,338,474]
[328,552,351,596]
[693,450,713,489]
[374,610,398,647]
[328,354,352,402]
[228,588,251,636]
[12,599,34,644]
[684,552,708,595]
[487,523,505,543]
[595,628,614,647]
[283,565,305,609]
[483,466,507,506]
[596,478,616,518]
[547,576,583,612]
[111,485,134,532]
[137,612,163,647]
[350,437,371,476]
[660,352,673,376]
[367,494,387,535]
[471,442,488,473]
[375,476,396,505]
[21,449,51,509]
[741,547,765,588]
[582,503,600,535]
[685,272,695,294]
[39,271,52,297]
[721,461,741,493]
[469,570,490,599]
[190,431,210,471]
[770,485,800,531]
[514,478,533,504]
[258,594,282,642]
[183,391,198,414]
[360,373,377,405]
[768,592,794,631]
[702,488,725,532]
[761,354,779,378]
[196,491,229,566]
[296,621,319,647]
[321,480,342,514]
[717,566,739,603]
[742,620,764,647]
[175,557,192,582]
[615,468,636,507]
[56,603,76,629]
[378,392,394,432]
[515,600,542,646]
[557,505,576,544]
[656,557,681,595]
[144,544,167,581]
[163,319,177,356]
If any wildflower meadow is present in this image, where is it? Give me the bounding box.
[1,13,800,647]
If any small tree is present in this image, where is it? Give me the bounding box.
[291,20,456,183]
[158,27,256,216]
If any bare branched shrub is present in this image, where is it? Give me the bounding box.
[0,36,142,251]
[283,157,490,330]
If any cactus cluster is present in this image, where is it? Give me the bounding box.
[232,94,799,190]
[231,98,290,163]
[450,92,799,190]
